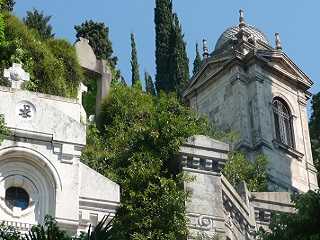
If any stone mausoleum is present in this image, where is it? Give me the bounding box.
[182,10,318,239]
[0,9,318,240]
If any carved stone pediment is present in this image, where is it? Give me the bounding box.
[257,51,313,88]
[185,58,231,97]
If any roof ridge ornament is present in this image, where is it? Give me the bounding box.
[239,9,246,29]
[275,32,282,50]
[202,39,209,58]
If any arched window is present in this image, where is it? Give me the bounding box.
[272,97,295,148]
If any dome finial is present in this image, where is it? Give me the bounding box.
[275,32,282,50]
[202,39,209,58]
[239,9,246,29]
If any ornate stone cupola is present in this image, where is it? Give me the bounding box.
[184,10,318,193]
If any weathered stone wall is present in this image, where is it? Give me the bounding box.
[180,135,294,240]
[186,53,318,192]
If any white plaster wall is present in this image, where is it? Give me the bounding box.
[0,87,120,233]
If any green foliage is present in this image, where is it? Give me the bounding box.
[0,1,5,44]
[0,215,114,240]
[82,85,215,240]
[168,14,190,97]
[84,215,113,240]
[23,8,55,40]
[144,72,156,96]
[223,152,268,192]
[74,20,117,66]
[309,92,320,183]
[258,190,320,240]
[130,33,141,88]
[154,0,173,93]
[193,43,202,75]
[155,0,189,97]
[0,222,22,240]
[25,216,70,240]
[0,0,15,12]
[46,39,83,97]
[0,114,9,145]
[81,123,106,173]
[82,72,99,116]
[74,20,123,87]
[0,15,82,98]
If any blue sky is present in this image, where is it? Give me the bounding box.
[15,1,320,95]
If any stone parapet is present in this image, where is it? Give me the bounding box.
[180,135,294,240]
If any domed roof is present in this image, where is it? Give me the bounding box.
[214,25,270,50]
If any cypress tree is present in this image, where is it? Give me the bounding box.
[155,0,189,97]
[154,0,173,93]
[309,92,320,182]
[168,13,189,97]
[130,33,141,88]
[193,43,202,75]
[145,72,156,96]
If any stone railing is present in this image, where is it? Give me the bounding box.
[1,220,35,233]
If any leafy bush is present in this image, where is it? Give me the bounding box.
[258,190,320,240]
[0,222,22,240]
[0,215,114,240]
[81,84,269,239]
[0,8,4,44]
[82,85,215,240]
[25,216,70,240]
[0,15,82,98]
[82,71,99,116]
[222,152,268,192]
[46,39,83,97]
[0,0,15,12]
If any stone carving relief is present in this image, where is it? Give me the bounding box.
[187,213,217,239]
[16,101,36,120]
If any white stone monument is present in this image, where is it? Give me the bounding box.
[3,63,30,89]
[0,66,120,234]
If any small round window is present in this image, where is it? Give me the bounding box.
[5,187,29,210]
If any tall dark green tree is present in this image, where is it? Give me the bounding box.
[23,9,55,40]
[193,43,202,75]
[130,33,141,88]
[154,0,189,97]
[145,72,156,96]
[0,0,15,12]
[154,0,173,93]
[168,13,189,97]
[309,92,320,182]
[74,20,117,66]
